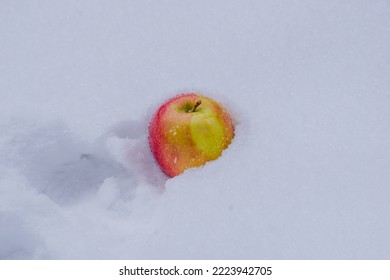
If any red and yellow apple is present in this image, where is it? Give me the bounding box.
[148,93,234,177]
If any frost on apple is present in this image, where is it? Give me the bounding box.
[148,93,235,177]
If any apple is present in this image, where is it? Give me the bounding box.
[148,93,234,177]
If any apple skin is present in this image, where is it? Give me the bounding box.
[148,93,234,177]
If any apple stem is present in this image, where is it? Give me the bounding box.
[191,100,202,112]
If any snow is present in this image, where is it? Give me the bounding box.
[1,0,390,259]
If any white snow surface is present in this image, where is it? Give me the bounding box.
[1,0,390,259]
